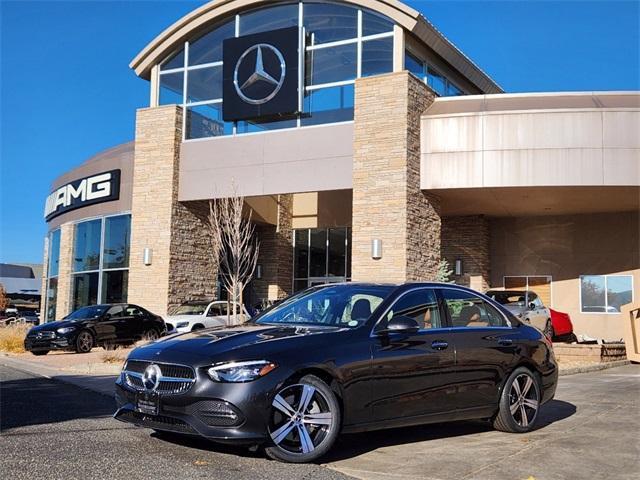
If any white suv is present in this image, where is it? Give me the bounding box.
[165,301,251,333]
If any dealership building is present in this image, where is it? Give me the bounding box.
[41,0,639,340]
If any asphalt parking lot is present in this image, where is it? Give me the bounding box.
[1,363,638,480]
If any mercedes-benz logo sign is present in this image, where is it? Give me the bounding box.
[142,364,161,391]
[234,43,286,105]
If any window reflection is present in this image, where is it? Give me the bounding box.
[159,72,184,106]
[293,227,351,291]
[186,103,232,139]
[73,220,101,272]
[240,3,298,36]
[362,37,393,77]
[308,43,357,85]
[302,84,354,126]
[304,3,358,45]
[188,20,234,66]
[187,66,223,103]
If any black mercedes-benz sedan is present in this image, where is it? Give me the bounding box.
[25,304,166,355]
[114,283,557,463]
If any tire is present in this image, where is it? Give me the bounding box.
[31,350,49,356]
[543,320,553,339]
[493,366,541,433]
[191,324,204,331]
[549,325,556,341]
[143,329,159,341]
[75,330,94,353]
[265,374,340,463]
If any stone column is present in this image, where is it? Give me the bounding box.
[351,71,440,283]
[441,215,490,292]
[40,236,49,317]
[254,194,293,302]
[128,105,216,316]
[55,223,74,320]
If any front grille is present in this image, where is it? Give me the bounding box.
[116,410,196,434]
[122,360,195,395]
[29,331,55,339]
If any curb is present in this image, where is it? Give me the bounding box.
[1,354,117,398]
[559,359,631,376]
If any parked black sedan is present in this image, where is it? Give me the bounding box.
[114,283,557,463]
[25,304,166,355]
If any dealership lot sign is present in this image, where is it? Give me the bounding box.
[44,170,120,221]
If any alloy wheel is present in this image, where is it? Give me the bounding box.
[508,373,540,428]
[268,383,334,455]
[77,331,93,353]
[145,330,159,341]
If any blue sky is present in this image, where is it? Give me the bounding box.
[1,0,639,264]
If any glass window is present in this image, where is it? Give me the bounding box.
[73,219,101,272]
[48,229,61,277]
[103,215,130,270]
[236,117,297,134]
[405,51,424,80]
[581,275,633,313]
[72,272,99,311]
[308,43,357,86]
[328,228,346,277]
[385,289,442,330]
[362,9,394,36]
[341,293,385,324]
[427,66,446,96]
[309,229,327,277]
[302,84,354,126]
[294,229,309,279]
[45,277,57,322]
[442,289,509,327]
[161,48,184,70]
[446,81,463,96]
[106,305,124,318]
[361,37,393,77]
[188,20,234,66]
[101,270,128,304]
[159,72,184,106]
[187,66,223,103]
[304,3,358,45]
[240,3,298,36]
[186,103,232,139]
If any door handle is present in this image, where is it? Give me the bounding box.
[498,339,513,346]
[431,340,449,350]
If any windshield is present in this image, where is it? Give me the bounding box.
[66,305,109,320]
[487,292,526,307]
[168,303,208,316]
[254,285,393,328]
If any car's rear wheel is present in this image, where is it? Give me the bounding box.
[31,350,49,356]
[75,330,94,353]
[494,367,541,433]
[144,329,159,341]
[265,375,340,463]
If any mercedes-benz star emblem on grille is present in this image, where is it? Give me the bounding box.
[234,43,286,105]
[142,364,161,391]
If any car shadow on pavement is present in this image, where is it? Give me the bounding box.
[0,375,117,431]
[322,399,577,463]
[150,430,262,459]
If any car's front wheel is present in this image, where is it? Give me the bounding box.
[265,375,340,463]
[143,329,159,341]
[75,330,94,353]
[493,367,541,433]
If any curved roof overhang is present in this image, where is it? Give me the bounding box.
[130,0,503,94]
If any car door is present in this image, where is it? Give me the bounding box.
[526,293,546,330]
[369,288,457,423]
[122,305,147,340]
[97,306,125,343]
[439,288,518,414]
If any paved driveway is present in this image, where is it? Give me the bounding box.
[325,364,640,480]
[1,363,638,479]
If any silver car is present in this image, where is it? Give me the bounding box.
[485,290,552,337]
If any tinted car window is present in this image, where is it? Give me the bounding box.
[106,306,124,318]
[125,306,144,317]
[383,289,442,329]
[442,289,509,328]
[66,305,109,320]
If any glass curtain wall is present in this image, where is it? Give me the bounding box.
[45,229,61,321]
[293,227,351,291]
[404,50,464,96]
[71,214,131,311]
[158,1,395,140]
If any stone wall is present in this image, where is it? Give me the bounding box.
[441,215,490,291]
[351,71,439,283]
[55,223,74,319]
[128,105,216,316]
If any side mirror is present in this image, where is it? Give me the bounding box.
[377,315,420,335]
[529,303,536,310]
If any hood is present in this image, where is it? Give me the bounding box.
[30,318,86,331]
[130,323,345,362]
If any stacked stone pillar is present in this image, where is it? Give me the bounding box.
[441,215,490,291]
[128,105,216,315]
[55,223,74,319]
[351,71,440,283]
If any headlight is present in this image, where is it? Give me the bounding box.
[207,360,277,383]
[176,321,189,328]
[56,327,76,334]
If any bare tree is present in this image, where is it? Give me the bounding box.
[207,188,259,326]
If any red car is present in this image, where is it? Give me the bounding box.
[550,308,574,340]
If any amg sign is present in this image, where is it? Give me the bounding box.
[44,170,120,221]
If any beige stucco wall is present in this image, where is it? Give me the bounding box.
[490,211,639,340]
[291,190,353,229]
[421,92,640,190]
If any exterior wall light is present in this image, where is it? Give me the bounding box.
[371,239,383,260]
[143,248,153,266]
[256,265,262,279]
[455,259,463,276]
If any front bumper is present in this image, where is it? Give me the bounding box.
[113,367,288,444]
[24,334,74,352]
